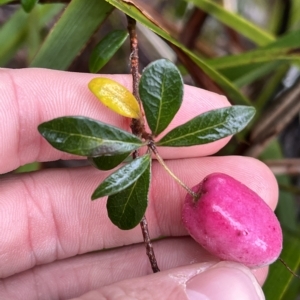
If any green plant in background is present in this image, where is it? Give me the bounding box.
[1,0,300,297]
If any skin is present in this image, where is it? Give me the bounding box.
[0,68,278,299]
[182,173,282,267]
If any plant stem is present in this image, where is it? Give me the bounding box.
[127,15,146,138]
[279,257,300,279]
[140,216,160,273]
[148,141,198,200]
[127,15,140,104]
[127,15,160,273]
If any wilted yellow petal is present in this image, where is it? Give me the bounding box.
[88,78,141,118]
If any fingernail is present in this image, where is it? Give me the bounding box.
[186,262,265,300]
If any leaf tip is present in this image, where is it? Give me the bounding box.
[91,193,98,201]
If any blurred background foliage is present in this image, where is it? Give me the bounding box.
[0,0,300,298]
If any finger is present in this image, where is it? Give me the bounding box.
[72,262,265,300]
[0,237,215,299]
[0,68,230,173]
[0,156,278,278]
[0,239,266,300]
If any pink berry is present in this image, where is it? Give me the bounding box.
[182,173,282,268]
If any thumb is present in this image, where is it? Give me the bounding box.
[70,261,265,300]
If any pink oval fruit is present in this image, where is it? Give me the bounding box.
[182,173,282,268]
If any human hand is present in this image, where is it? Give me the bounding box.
[0,69,277,299]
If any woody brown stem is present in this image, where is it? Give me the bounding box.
[127,15,160,273]
[127,16,140,104]
[140,216,160,273]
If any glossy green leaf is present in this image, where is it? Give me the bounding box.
[263,230,300,299]
[105,0,250,105]
[89,30,128,73]
[38,116,143,156]
[157,106,255,147]
[89,152,131,170]
[106,160,151,230]
[185,0,275,46]
[21,0,38,13]
[92,154,150,199]
[139,59,183,135]
[30,0,113,69]
[88,78,141,118]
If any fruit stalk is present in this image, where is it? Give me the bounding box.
[148,141,198,199]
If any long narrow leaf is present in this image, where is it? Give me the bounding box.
[21,0,38,13]
[206,29,300,69]
[0,5,64,67]
[30,0,113,69]
[263,231,300,299]
[0,9,28,66]
[89,30,129,73]
[105,0,251,105]
[185,0,275,46]
[0,0,14,4]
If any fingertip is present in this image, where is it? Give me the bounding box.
[69,262,265,300]
[186,262,265,300]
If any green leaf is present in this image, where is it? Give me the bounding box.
[232,62,284,88]
[21,0,38,13]
[206,29,300,70]
[38,116,143,156]
[89,152,131,170]
[263,230,300,299]
[105,0,250,105]
[0,0,14,4]
[157,106,255,147]
[92,154,150,199]
[89,30,128,73]
[106,160,151,230]
[0,9,28,66]
[184,0,275,46]
[255,64,289,113]
[0,5,64,67]
[139,59,183,136]
[15,162,41,173]
[30,0,113,69]
[260,140,298,232]
[206,50,300,70]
